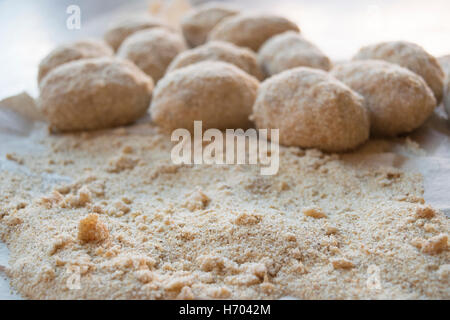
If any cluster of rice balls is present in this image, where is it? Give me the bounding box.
[38,2,449,152]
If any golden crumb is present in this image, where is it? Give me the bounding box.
[415,205,436,218]
[302,206,327,219]
[78,214,109,243]
[107,154,140,173]
[331,258,355,269]
[421,234,448,255]
[183,189,211,211]
[6,153,24,165]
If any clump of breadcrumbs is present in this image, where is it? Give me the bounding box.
[78,214,109,242]
[302,206,327,219]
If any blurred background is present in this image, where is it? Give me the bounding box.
[0,0,449,98]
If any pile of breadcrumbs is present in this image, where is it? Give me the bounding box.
[0,123,448,299]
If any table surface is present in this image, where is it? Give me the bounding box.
[0,0,450,99]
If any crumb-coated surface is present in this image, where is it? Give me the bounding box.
[151,61,259,132]
[208,14,300,52]
[252,67,370,152]
[39,57,154,132]
[332,60,436,137]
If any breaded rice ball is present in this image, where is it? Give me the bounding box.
[104,16,172,51]
[354,41,445,103]
[258,31,331,77]
[332,60,436,136]
[444,78,450,119]
[39,57,154,132]
[208,13,300,52]
[38,39,113,84]
[438,55,450,118]
[252,67,370,152]
[167,41,264,80]
[150,61,259,132]
[181,2,239,48]
[117,28,187,82]
[438,55,450,77]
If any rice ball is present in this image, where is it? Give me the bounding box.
[39,57,154,132]
[117,28,187,82]
[150,61,259,132]
[252,67,369,152]
[104,16,172,51]
[38,39,113,84]
[438,55,450,119]
[258,31,331,77]
[353,41,445,103]
[181,2,239,47]
[167,41,264,80]
[445,80,450,119]
[208,14,300,52]
[332,60,436,136]
[438,55,450,77]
